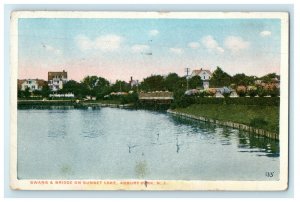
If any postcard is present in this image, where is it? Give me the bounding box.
[10,11,289,190]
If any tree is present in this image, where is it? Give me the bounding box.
[189,75,203,89]
[140,75,165,91]
[59,80,87,97]
[110,80,130,92]
[232,73,255,86]
[24,87,31,98]
[164,73,180,92]
[209,66,232,87]
[38,84,51,98]
[81,76,110,98]
[260,73,280,83]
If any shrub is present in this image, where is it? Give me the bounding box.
[222,91,231,98]
[199,90,209,97]
[264,83,279,97]
[236,86,247,97]
[195,97,279,106]
[257,86,267,97]
[247,86,258,97]
[207,88,217,96]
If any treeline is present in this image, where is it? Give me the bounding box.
[18,66,280,100]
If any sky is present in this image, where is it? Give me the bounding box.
[18,18,281,83]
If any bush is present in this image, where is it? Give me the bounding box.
[222,91,231,98]
[223,97,279,106]
[207,88,216,96]
[236,86,247,97]
[257,86,267,97]
[198,90,209,97]
[247,86,258,97]
[264,84,279,97]
[173,97,280,108]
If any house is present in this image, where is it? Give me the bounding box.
[129,76,139,88]
[18,79,47,92]
[190,68,212,89]
[48,70,68,91]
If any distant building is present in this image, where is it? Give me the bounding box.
[18,79,47,92]
[48,70,68,91]
[190,68,212,89]
[129,76,139,88]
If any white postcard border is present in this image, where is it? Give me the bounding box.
[10,11,289,191]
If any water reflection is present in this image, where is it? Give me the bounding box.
[169,115,279,158]
[18,109,280,180]
[80,110,103,138]
[47,110,67,138]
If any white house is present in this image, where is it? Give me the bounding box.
[18,79,47,92]
[190,68,212,89]
[48,70,68,91]
[129,76,139,88]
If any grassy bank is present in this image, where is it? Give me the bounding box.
[173,104,279,133]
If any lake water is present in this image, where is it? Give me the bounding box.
[17,108,279,180]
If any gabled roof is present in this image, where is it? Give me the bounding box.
[191,68,212,76]
[17,79,47,88]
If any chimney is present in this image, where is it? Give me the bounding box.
[130,76,133,82]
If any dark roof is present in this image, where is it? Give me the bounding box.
[48,70,67,81]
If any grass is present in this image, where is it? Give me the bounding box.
[173,104,279,133]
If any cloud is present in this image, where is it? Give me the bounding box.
[75,34,123,51]
[131,44,150,53]
[149,29,159,36]
[43,44,62,55]
[201,35,224,53]
[224,36,250,53]
[188,42,200,49]
[260,30,272,37]
[169,48,183,54]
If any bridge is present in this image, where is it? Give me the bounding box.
[138,91,174,104]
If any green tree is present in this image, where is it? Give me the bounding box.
[24,87,31,98]
[110,80,130,92]
[260,73,280,83]
[189,75,203,89]
[140,75,165,91]
[164,73,180,92]
[232,73,255,86]
[209,66,232,87]
[81,76,110,98]
[60,80,87,97]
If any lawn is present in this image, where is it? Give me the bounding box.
[173,104,279,133]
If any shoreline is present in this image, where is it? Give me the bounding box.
[17,100,279,140]
[167,109,279,140]
[17,100,135,109]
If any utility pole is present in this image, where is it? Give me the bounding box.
[185,67,190,91]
